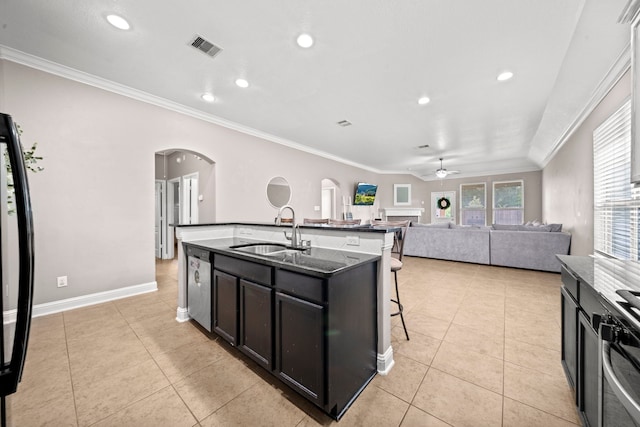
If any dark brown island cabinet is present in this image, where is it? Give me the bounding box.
[186,247,379,420]
[560,266,600,427]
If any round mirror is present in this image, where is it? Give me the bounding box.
[266,176,291,208]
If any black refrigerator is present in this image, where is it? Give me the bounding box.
[0,113,35,427]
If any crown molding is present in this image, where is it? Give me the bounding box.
[0,45,384,175]
[539,43,631,168]
[619,0,640,23]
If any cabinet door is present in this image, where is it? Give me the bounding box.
[213,269,238,345]
[275,292,324,406]
[239,279,272,369]
[578,310,599,427]
[561,286,579,394]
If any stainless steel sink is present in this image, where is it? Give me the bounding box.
[230,243,303,256]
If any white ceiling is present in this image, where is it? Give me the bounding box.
[0,0,632,180]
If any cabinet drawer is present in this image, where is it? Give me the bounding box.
[215,254,272,286]
[561,266,578,300]
[579,282,603,326]
[276,269,324,304]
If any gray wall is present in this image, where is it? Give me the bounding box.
[0,59,548,307]
[367,171,542,225]
[0,60,383,305]
[542,70,631,256]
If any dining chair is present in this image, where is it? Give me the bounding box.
[327,219,362,225]
[303,218,329,224]
[372,220,410,340]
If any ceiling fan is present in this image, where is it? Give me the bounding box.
[434,157,460,179]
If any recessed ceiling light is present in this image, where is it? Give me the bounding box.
[296,33,314,48]
[235,78,249,88]
[497,71,514,81]
[418,96,430,105]
[106,14,130,30]
[201,93,215,103]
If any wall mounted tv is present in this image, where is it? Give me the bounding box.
[354,183,378,206]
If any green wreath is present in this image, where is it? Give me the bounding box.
[437,197,450,210]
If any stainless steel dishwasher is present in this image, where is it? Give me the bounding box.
[187,245,212,332]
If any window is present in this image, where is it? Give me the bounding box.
[594,99,640,260]
[460,183,486,225]
[493,180,524,224]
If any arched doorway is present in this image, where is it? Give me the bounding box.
[321,178,340,220]
[155,149,215,259]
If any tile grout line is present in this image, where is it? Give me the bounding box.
[61,311,81,427]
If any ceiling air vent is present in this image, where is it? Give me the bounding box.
[415,144,430,149]
[337,120,352,127]
[189,35,223,59]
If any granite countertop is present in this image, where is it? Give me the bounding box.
[185,237,380,278]
[558,254,640,330]
[172,222,393,233]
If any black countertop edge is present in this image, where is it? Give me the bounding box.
[557,254,640,332]
[171,222,394,233]
[556,255,594,285]
[184,238,380,278]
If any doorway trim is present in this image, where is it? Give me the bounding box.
[166,177,181,259]
[155,179,167,259]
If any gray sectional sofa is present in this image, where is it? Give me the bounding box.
[403,222,571,272]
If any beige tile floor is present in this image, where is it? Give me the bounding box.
[10,256,580,427]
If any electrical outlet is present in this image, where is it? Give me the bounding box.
[57,276,68,288]
[346,235,360,246]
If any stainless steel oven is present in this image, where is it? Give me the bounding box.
[599,291,640,427]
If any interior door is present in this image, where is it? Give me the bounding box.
[321,187,335,219]
[154,180,166,258]
[182,173,198,225]
[166,178,180,259]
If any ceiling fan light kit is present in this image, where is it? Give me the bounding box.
[434,157,460,179]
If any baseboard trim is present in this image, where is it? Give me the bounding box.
[377,346,395,375]
[3,281,158,324]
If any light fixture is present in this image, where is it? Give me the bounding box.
[235,78,249,88]
[296,33,314,48]
[106,14,130,30]
[435,169,448,179]
[497,71,514,81]
[201,92,215,103]
[418,96,430,105]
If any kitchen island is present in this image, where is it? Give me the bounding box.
[173,223,395,419]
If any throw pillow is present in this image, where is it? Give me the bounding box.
[548,223,563,232]
[518,225,551,232]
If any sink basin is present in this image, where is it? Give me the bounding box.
[231,243,289,255]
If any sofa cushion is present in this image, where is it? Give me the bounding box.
[492,224,521,231]
[413,222,450,229]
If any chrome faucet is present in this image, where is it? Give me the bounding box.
[276,204,301,248]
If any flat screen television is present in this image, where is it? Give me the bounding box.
[354,183,378,206]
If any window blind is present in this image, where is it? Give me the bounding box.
[593,98,640,260]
